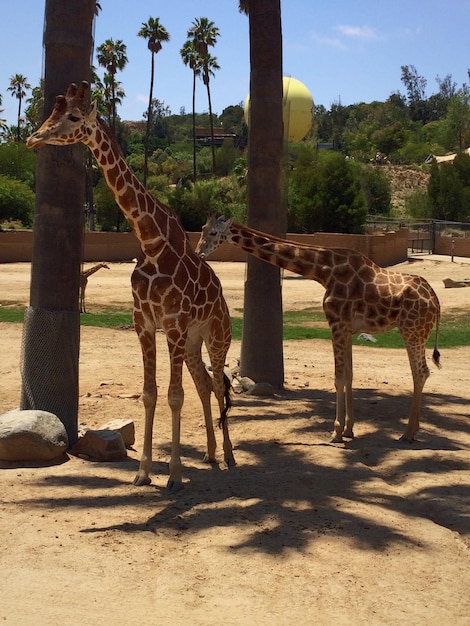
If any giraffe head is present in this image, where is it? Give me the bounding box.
[195,215,233,259]
[27,81,96,149]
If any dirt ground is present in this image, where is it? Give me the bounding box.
[0,254,469,626]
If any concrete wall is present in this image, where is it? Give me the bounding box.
[434,235,470,257]
[1,228,412,266]
[187,229,411,267]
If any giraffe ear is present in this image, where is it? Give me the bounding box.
[87,100,98,122]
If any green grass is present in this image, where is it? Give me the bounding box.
[1,304,469,349]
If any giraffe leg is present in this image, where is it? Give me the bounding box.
[166,340,186,492]
[331,336,348,443]
[400,342,430,442]
[343,341,355,438]
[184,345,217,463]
[134,329,157,486]
[205,327,235,468]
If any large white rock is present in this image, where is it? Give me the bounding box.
[0,409,68,461]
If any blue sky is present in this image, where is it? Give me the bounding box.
[2,1,470,125]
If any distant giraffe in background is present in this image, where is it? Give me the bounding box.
[27,82,235,490]
[196,215,441,443]
[80,262,109,313]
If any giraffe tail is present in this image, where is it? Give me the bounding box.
[432,307,442,369]
[218,372,232,429]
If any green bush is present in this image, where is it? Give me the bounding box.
[360,165,392,215]
[288,148,368,233]
[0,174,34,226]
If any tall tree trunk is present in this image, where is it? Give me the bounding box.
[20,0,95,446]
[192,70,197,181]
[206,77,217,175]
[240,0,284,387]
[143,51,155,188]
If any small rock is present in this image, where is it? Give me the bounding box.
[246,382,276,397]
[100,418,135,447]
[239,376,256,391]
[71,429,127,461]
[0,409,68,461]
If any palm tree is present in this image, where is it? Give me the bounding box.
[96,38,128,132]
[21,0,96,445]
[138,17,169,187]
[25,80,44,130]
[0,94,7,136]
[188,17,220,174]
[180,39,201,181]
[95,73,126,127]
[238,0,285,387]
[8,74,31,141]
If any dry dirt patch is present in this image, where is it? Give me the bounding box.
[0,256,469,625]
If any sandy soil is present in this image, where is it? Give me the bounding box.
[0,254,469,626]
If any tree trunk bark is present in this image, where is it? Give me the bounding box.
[21,0,95,446]
[240,0,285,387]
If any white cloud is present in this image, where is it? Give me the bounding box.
[311,33,347,50]
[337,25,380,40]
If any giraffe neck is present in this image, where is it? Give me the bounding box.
[83,263,107,278]
[86,118,188,259]
[226,223,336,288]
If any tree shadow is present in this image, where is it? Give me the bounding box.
[18,381,469,556]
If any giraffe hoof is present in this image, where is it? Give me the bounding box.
[133,472,152,486]
[167,478,184,493]
[330,434,344,443]
[399,433,415,443]
[343,429,354,439]
[202,453,217,464]
[225,456,236,468]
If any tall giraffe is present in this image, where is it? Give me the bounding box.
[27,82,235,490]
[80,262,109,313]
[196,215,441,443]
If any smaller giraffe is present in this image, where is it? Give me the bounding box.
[80,263,109,313]
[196,215,441,443]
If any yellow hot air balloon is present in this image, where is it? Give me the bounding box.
[244,76,314,143]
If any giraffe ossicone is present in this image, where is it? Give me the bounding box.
[196,215,441,443]
[27,82,236,490]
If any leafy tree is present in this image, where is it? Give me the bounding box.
[401,64,428,122]
[138,17,169,187]
[0,174,34,226]
[360,165,392,215]
[371,122,407,156]
[427,155,470,221]
[443,91,470,150]
[0,142,36,185]
[94,177,129,231]
[406,188,432,219]
[7,74,31,141]
[215,138,242,176]
[289,148,367,233]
